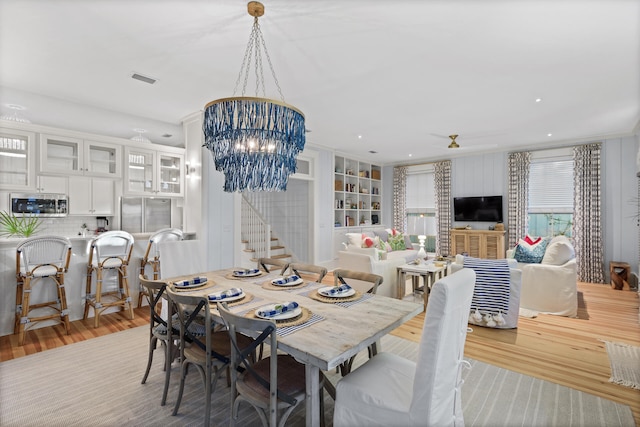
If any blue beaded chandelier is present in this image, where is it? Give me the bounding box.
[204,1,305,192]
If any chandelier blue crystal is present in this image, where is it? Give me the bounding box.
[203,2,305,192]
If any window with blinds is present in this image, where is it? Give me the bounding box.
[528,157,574,237]
[405,166,437,250]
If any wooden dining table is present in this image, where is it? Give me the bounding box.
[166,267,423,427]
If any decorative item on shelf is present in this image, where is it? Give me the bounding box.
[346,169,354,176]
[371,170,381,180]
[203,1,305,192]
[495,222,504,231]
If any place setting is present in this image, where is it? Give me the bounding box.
[244,301,324,337]
[225,268,264,280]
[308,279,374,307]
[171,276,215,292]
[261,274,308,291]
[207,287,255,307]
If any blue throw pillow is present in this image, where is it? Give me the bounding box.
[514,239,548,263]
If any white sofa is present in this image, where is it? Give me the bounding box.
[507,235,578,317]
[451,255,522,328]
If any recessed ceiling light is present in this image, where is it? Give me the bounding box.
[368,150,377,154]
[409,154,413,157]
[547,133,553,137]
[358,135,363,139]
[535,98,543,103]
[162,133,172,138]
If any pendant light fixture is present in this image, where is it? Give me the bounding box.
[203,1,306,192]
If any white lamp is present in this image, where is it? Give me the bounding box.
[417,235,427,260]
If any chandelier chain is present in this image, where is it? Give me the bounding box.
[232,15,285,101]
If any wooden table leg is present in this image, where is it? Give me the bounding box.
[306,364,321,427]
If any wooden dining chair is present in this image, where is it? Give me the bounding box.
[165,286,252,427]
[257,257,289,274]
[333,268,476,427]
[218,302,325,427]
[287,263,328,283]
[139,275,177,406]
[333,269,384,375]
[137,228,183,308]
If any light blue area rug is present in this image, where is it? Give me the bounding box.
[0,327,634,426]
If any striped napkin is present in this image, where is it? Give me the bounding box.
[233,268,260,276]
[271,275,301,285]
[257,301,299,318]
[326,283,352,295]
[174,276,207,287]
[208,287,243,301]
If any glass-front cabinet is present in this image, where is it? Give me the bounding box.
[39,134,121,177]
[0,127,36,190]
[124,146,183,196]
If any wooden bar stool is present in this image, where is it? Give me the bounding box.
[137,228,183,308]
[15,235,72,345]
[83,231,135,327]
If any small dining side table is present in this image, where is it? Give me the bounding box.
[396,262,448,308]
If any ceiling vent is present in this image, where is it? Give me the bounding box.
[131,73,156,85]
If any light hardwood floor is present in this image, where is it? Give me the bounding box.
[1,280,639,425]
[392,281,640,426]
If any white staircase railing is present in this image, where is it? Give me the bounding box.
[241,196,271,260]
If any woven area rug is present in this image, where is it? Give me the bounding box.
[0,327,634,426]
[603,340,640,390]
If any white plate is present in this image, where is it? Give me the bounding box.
[209,291,245,303]
[271,277,304,287]
[174,278,208,289]
[255,306,302,320]
[318,286,356,298]
[233,269,261,278]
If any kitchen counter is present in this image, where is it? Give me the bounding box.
[0,231,196,337]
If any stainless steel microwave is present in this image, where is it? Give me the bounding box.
[10,193,68,217]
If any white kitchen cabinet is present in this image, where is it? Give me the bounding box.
[68,177,114,215]
[0,127,36,191]
[40,133,121,177]
[124,146,183,196]
[36,175,68,194]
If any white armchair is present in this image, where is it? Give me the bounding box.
[507,235,578,317]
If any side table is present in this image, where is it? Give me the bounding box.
[610,261,631,290]
[396,262,447,309]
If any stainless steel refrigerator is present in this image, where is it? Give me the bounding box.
[121,197,180,233]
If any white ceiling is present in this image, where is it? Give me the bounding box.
[1,0,638,165]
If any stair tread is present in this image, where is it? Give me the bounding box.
[271,245,284,250]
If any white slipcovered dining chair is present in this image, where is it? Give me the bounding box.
[333,268,476,427]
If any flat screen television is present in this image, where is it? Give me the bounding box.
[453,196,503,222]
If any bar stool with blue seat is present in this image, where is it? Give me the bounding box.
[83,230,135,328]
[137,228,183,308]
[15,235,72,345]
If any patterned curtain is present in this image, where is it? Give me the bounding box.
[573,143,604,283]
[393,166,407,232]
[507,151,531,248]
[434,160,452,257]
